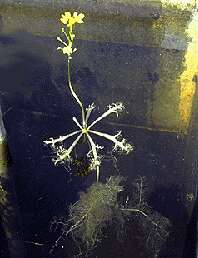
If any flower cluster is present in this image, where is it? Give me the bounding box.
[60,11,85,26]
[57,11,85,59]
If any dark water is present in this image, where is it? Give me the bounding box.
[0,2,197,258]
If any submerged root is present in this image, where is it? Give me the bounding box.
[67,176,124,250]
[50,176,125,255]
[51,176,170,257]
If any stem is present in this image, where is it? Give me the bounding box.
[67,60,86,127]
[44,130,81,146]
[121,208,159,227]
[86,134,100,182]
[87,103,123,130]
[138,177,143,208]
[58,133,83,162]
[121,208,148,217]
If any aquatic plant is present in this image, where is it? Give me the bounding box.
[44,11,133,182]
[45,11,170,258]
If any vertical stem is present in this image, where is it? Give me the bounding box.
[96,166,99,182]
[67,59,86,127]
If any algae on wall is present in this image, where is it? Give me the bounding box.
[0,106,25,258]
[148,5,197,133]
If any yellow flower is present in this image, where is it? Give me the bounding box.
[60,12,71,25]
[73,12,85,24]
[60,11,85,26]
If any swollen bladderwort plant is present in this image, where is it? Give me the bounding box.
[44,11,133,182]
[44,12,170,257]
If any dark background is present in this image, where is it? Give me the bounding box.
[0,1,198,257]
